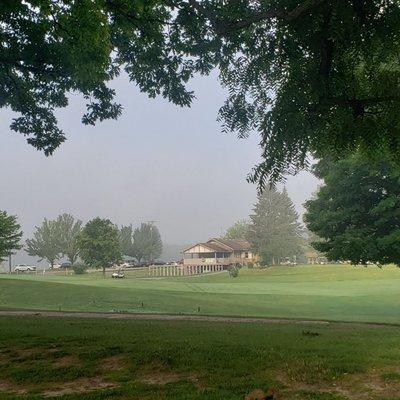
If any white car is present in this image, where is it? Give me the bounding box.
[14,264,36,272]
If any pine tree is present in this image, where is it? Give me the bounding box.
[248,187,302,265]
[0,211,22,262]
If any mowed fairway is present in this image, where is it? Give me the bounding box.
[1,264,400,323]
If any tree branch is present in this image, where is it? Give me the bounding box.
[188,0,326,34]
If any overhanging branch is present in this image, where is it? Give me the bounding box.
[187,0,326,34]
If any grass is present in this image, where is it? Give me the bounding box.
[2,264,400,323]
[1,315,400,399]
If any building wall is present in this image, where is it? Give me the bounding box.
[183,251,256,266]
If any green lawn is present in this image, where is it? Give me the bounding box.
[1,316,400,399]
[1,264,400,323]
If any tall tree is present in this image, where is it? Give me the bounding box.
[26,219,61,268]
[132,223,163,263]
[248,187,302,265]
[2,2,400,185]
[225,220,251,240]
[119,225,135,259]
[0,211,23,262]
[304,155,400,266]
[56,214,83,265]
[78,218,122,274]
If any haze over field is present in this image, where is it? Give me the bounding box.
[0,73,318,266]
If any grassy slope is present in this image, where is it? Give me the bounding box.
[1,265,400,323]
[1,316,400,399]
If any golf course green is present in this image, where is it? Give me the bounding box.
[1,264,400,324]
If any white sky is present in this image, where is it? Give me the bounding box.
[0,72,319,254]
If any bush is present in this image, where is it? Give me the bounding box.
[72,264,87,274]
[247,262,254,269]
[228,266,239,278]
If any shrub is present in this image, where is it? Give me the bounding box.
[228,266,239,278]
[72,264,87,274]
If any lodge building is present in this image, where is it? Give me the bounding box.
[183,238,257,268]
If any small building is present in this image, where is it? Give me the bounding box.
[183,238,257,268]
[305,250,327,265]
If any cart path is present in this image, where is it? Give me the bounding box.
[0,309,399,328]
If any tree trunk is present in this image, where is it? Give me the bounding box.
[102,266,106,276]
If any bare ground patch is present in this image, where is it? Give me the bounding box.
[0,379,28,395]
[52,355,80,368]
[139,365,202,388]
[41,376,118,397]
[15,348,40,359]
[101,354,127,371]
[277,366,400,399]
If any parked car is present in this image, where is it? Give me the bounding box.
[114,262,130,268]
[111,271,125,279]
[13,264,36,272]
[60,262,71,269]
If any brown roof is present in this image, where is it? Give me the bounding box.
[208,238,252,251]
[183,242,229,253]
[201,242,230,252]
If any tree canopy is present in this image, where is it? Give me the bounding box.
[78,218,122,273]
[304,155,400,266]
[224,220,250,240]
[132,223,163,263]
[26,218,61,267]
[248,187,302,265]
[0,210,22,262]
[56,213,82,265]
[3,1,400,184]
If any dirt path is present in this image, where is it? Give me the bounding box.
[0,309,330,324]
[0,309,399,328]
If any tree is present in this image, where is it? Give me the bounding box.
[78,218,122,274]
[3,2,400,185]
[119,225,135,259]
[225,220,250,240]
[56,214,82,265]
[304,155,400,266]
[0,211,23,262]
[248,187,302,265]
[26,219,61,268]
[132,223,163,263]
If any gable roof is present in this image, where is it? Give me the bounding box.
[183,242,229,253]
[208,238,251,251]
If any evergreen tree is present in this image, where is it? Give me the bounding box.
[0,211,23,262]
[132,223,163,263]
[78,218,122,274]
[26,219,62,268]
[248,187,302,265]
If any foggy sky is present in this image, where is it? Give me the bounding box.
[0,73,319,253]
